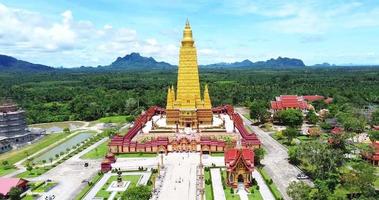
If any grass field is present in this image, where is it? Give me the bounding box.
[95,175,141,198]
[32,182,57,193]
[74,173,104,200]
[81,140,109,159]
[0,167,16,176]
[97,115,133,124]
[30,121,85,129]
[0,132,70,176]
[247,185,263,200]
[211,152,225,157]
[221,170,241,200]
[116,153,157,158]
[258,167,282,199]
[17,167,51,178]
[204,169,214,200]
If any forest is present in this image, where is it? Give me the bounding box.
[0,67,378,124]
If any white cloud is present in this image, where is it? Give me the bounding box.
[0,3,179,67]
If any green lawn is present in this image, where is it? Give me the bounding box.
[0,132,70,176]
[74,173,104,200]
[221,170,241,200]
[96,175,141,198]
[30,121,85,129]
[22,194,40,200]
[32,182,57,193]
[247,185,263,200]
[117,153,157,158]
[204,169,214,200]
[97,115,133,124]
[81,140,109,159]
[211,152,224,157]
[17,167,51,178]
[0,166,17,176]
[258,168,282,199]
[375,167,379,189]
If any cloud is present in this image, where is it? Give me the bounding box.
[0,3,178,67]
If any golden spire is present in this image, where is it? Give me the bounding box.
[171,85,175,101]
[166,87,173,109]
[182,19,194,47]
[203,84,212,109]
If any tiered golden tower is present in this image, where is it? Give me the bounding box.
[166,20,213,128]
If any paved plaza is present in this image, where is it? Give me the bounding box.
[157,153,199,200]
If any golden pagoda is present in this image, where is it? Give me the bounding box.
[166,20,213,128]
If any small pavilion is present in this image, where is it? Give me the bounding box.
[224,148,254,189]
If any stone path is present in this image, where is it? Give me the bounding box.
[210,168,226,200]
[237,184,248,200]
[252,170,275,200]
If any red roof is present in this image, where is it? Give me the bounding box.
[303,95,325,102]
[331,127,343,134]
[373,125,379,131]
[225,149,254,171]
[271,95,308,110]
[0,178,28,195]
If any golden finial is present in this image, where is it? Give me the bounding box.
[186,18,190,28]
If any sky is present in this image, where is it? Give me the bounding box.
[1,0,379,67]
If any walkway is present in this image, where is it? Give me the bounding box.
[252,170,275,200]
[236,108,312,200]
[210,168,226,200]
[33,136,108,200]
[237,184,248,200]
[157,153,199,200]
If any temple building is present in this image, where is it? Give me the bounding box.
[224,148,254,189]
[0,100,38,153]
[108,20,260,155]
[166,20,213,128]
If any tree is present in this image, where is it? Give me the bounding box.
[2,160,9,166]
[277,109,304,128]
[249,101,270,123]
[340,161,376,198]
[253,148,265,165]
[371,109,379,125]
[8,187,22,200]
[123,186,151,200]
[26,165,33,172]
[306,110,318,124]
[287,181,314,200]
[368,130,379,142]
[63,127,70,134]
[283,127,299,143]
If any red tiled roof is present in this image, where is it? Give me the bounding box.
[225,148,254,171]
[271,95,308,110]
[303,95,325,102]
[331,127,343,134]
[0,178,28,195]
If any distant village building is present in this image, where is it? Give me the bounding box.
[270,95,332,114]
[224,148,254,189]
[362,141,379,166]
[270,95,309,113]
[0,178,29,197]
[0,100,39,153]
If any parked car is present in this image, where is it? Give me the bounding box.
[297,173,309,180]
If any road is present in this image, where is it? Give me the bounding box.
[236,108,311,200]
[31,138,108,200]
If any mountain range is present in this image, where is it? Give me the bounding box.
[0,52,323,73]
